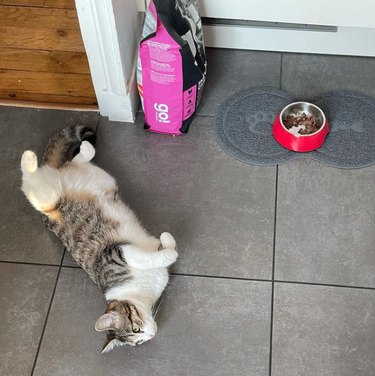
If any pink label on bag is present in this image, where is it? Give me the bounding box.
[140,2,183,134]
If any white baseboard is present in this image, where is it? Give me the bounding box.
[203,25,375,57]
[200,0,375,29]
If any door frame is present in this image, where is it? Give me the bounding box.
[75,0,142,122]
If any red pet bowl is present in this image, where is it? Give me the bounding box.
[272,102,329,152]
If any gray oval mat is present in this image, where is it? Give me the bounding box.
[214,88,375,168]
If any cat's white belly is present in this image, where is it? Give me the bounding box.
[105,267,169,307]
[61,163,117,196]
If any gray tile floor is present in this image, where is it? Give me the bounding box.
[1,48,374,376]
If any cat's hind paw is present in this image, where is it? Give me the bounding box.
[160,232,176,250]
[21,150,38,174]
[79,140,95,162]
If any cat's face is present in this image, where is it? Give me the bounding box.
[95,300,157,353]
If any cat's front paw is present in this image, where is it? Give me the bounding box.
[80,140,96,162]
[161,249,178,266]
[160,232,176,250]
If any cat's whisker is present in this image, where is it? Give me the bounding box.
[152,298,164,318]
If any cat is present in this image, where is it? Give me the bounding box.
[20,126,178,353]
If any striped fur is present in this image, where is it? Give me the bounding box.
[42,125,96,169]
[21,126,178,352]
[43,195,132,291]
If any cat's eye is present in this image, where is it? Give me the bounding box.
[132,326,140,333]
[136,339,144,345]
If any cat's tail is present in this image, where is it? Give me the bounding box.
[42,125,96,168]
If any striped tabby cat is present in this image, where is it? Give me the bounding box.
[20,126,178,353]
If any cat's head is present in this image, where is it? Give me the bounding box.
[95,300,157,353]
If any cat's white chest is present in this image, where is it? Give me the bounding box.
[105,267,169,306]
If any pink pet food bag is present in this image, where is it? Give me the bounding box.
[137,0,207,135]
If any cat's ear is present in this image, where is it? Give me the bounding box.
[95,311,122,332]
[101,333,119,354]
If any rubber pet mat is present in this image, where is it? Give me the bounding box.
[214,88,375,168]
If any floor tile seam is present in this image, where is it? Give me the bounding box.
[193,113,216,119]
[274,279,375,291]
[279,54,283,90]
[0,260,61,267]
[30,265,62,376]
[272,165,279,282]
[94,115,101,132]
[53,269,375,291]
[1,261,374,290]
[269,165,279,376]
[170,272,272,283]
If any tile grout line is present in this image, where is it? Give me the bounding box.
[269,165,279,376]
[1,261,375,290]
[0,260,62,268]
[30,249,65,376]
[279,54,283,89]
[274,280,375,291]
[170,272,272,283]
[94,115,101,132]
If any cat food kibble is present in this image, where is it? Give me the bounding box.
[284,111,322,135]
